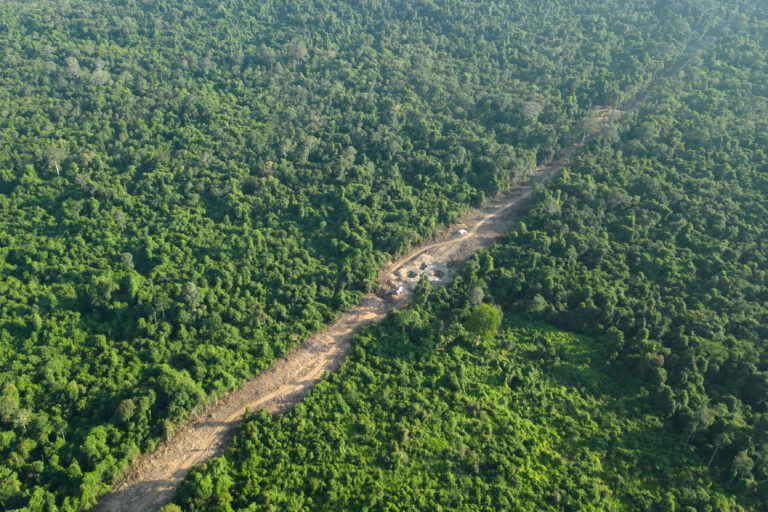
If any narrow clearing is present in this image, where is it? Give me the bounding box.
[93,20,732,509]
[91,141,578,512]
[84,12,751,510]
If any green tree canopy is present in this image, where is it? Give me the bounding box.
[464,303,502,345]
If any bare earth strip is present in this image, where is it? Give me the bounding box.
[91,140,579,512]
[89,15,748,510]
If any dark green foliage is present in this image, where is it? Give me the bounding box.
[481,6,768,498]
[174,282,757,511]
[0,0,761,509]
[175,2,767,509]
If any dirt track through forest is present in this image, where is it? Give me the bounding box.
[91,17,735,510]
[92,141,579,512]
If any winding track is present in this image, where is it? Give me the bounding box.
[91,14,738,509]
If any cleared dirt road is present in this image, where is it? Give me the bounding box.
[90,15,744,510]
[91,138,579,512]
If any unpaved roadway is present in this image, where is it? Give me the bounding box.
[91,13,746,510]
[91,138,579,512]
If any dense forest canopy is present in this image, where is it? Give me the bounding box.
[482,6,768,501]
[0,0,764,510]
[173,284,759,511]
[173,1,768,510]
